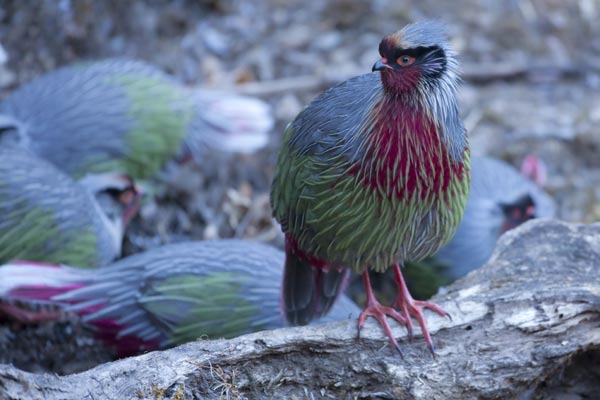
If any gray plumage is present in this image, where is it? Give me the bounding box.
[47,240,360,352]
[0,58,272,179]
[434,156,556,279]
[0,148,131,267]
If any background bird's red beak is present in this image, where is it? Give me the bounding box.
[119,179,143,227]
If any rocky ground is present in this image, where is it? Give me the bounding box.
[0,0,599,378]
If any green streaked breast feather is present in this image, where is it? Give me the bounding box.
[272,123,471,273]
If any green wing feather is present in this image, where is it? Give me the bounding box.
[78,74,193,179]
[140,273,268,344]
[0,149,107,267]
[0,196,98,266]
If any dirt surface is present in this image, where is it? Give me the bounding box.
[0,0,599,380]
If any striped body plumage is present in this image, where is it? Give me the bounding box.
[275,73,468,272]
[0,240,360,357]
[0,59,273,180]
[271,21,470,352]
[0,148,140,267]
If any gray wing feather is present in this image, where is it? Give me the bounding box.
[287,73,383,163]
[0,59,178,177]
[59,239,360,344]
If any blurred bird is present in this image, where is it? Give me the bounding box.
[0,240,361,357]
[403,155,556,298]
[0,58,273,180]
[434,155,555,279]
[0,148,141,267]
[271,21,469,353]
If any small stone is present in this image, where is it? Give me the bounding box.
[203,224,219,240]
[276,94,302,122]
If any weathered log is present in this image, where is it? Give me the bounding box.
[1,219,599,399]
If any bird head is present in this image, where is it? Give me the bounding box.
[373,21,458,95]
[499,194,536,234]
[79,173,142,228]
[0,114,28,147]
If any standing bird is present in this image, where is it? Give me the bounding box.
[0,240,361,357]
[271,21,469,353]
[0,148,141,267]
[0,59,273,180]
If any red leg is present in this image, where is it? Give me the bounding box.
[0,302,63,324]
[392,263,447,354]
[357,271,406,355]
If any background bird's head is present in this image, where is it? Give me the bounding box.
[465,156,555,250]
[372,21,459,96]
[79,173,142,229]
[0,114,28,147]
[499,194,536,233]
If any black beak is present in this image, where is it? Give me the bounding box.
[372,59,389,72]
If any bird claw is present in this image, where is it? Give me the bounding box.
[357,303,405,358]
[391,293,448,355]
[0,302,63,324]
[392,297,414,338]
[428,342,436,358]
[395,343,404,359]
[392,264,447,355]
[358,271,406,357]
[445,311,453,322]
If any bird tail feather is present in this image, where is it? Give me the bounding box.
[186,90,273,157]
[282,250,349,326]
[0,261,89,305]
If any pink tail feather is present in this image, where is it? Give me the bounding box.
[0,261,88,304]
[0,261,160,357]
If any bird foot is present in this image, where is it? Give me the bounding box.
[391,295,447,354]
[357,272,406,356]
[392,264,446,355]
[0,302,63,324]
[357,301,406,356]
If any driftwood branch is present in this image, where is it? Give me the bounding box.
[1,219,599,399]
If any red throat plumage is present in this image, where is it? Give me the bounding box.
[380,68,421,93]
[353,97,466,202]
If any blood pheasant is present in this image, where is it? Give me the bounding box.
[271,21,470,353]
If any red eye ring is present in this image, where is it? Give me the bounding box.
[396,55,415,67]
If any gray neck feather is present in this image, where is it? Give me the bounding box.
[419,49,467,163]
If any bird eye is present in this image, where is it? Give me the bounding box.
[118,189,135,205]
[396,55,415,67]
